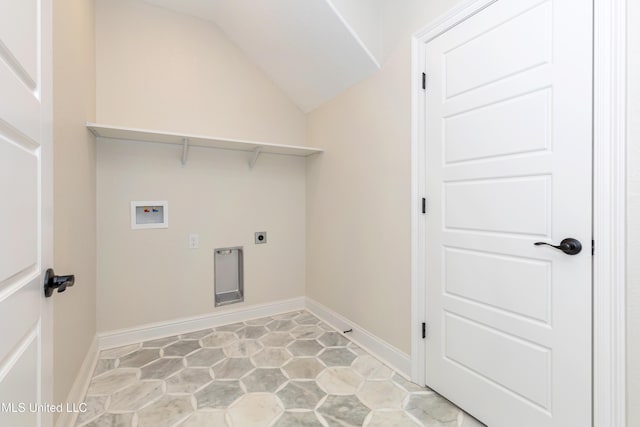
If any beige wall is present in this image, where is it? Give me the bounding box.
[627,0,640,424]
[97,141,306,332]
[306,0,458,354]
[96,0,306,146]
[52,0,96,408]
[95,0,307,332]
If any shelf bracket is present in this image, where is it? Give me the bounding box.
[181,138,189,166]
[249,147,262,169]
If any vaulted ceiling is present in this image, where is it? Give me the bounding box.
[143,0,385,112]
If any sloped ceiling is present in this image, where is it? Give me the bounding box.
[143,0,383,112]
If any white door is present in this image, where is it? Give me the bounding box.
[423,1,592,426]
[0,0,53,426]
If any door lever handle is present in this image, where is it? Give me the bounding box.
[44,268,75,297]
[534,238,582,255]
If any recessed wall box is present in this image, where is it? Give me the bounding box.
[214,247,244,307]
[130,201,168,230]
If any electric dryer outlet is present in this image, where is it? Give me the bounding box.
[255,232,267,244]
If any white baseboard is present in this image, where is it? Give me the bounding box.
[97,297,306,350]
[56,336,98,427]
[305,297,411,377]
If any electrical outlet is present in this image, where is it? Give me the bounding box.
[188,233,199,249]
[255,232,267,244]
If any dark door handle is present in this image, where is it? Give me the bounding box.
[44,268,75,297]
[534,238,582,255]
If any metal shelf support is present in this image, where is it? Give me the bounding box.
[249,147,262,169]
[181,138,189,165]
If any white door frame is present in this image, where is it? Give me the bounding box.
[410,0,627,426]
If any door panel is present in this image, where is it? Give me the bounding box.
[0,0,38,87]
[0,334,39,426]
[443,1,551,98]
[0,139,38,283]
[444,89,551,163]
[444,176,551,235]
[444,312,551,408]
[444,247,551,322]
[424,0,592,426]
[0,283,41,364]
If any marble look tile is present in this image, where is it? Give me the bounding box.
[215,322,245,332]
[180,329,213,340]
[348,342,366,356]
[272,311,300,320]
[224,339,263,357]
[166,368,212,393]
[266,319,297,332]
[195,381,244,409]
[93,359,117,377]
[357,380,407,409]
[75,395,108,426]
[186,348,226,367]
[201,331,238,348]
[405,394,460,427]
[80,412,133,427]
[228,393,283,427]
[458,411,487,427]
[317,332,350,347]
[273,411,324,427]
[182,410,229,427]
[136,394,194,427]
[317,367,363,395]
[100,344,140,359]
[276,381,326,410]
[142,336,179,348]
[108,380,164,411]
[295,313,321,325]
[236,326,269,339]
[287,340,323,357]
[317,395,370,427]
[163,340,201,357]
[79,310,468,427]
[252,348,292,368]
[245,316,273,325]
[282,358,325,379]
[241,368,288,392]
[260,332,295,347]
[366,410,422,427]
[86,369,138,396]
[393,374,433,393]
[352,355,394,380]
[211,357,254,379]
[140,358,184,380]
[290,326,324,339]
[318,322,334,331]
[118,349,160,368]
[318,348,357,367]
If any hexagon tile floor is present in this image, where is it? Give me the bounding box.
[76,310,485,427]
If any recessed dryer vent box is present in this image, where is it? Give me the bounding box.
[130,201,168,230]
[214,247,244,307]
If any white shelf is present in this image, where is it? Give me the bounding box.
[86,123,323,167]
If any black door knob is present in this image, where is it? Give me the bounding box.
[534,238,582,255]
[44,268,75,298]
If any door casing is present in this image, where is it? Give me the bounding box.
[410,0,627,426]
